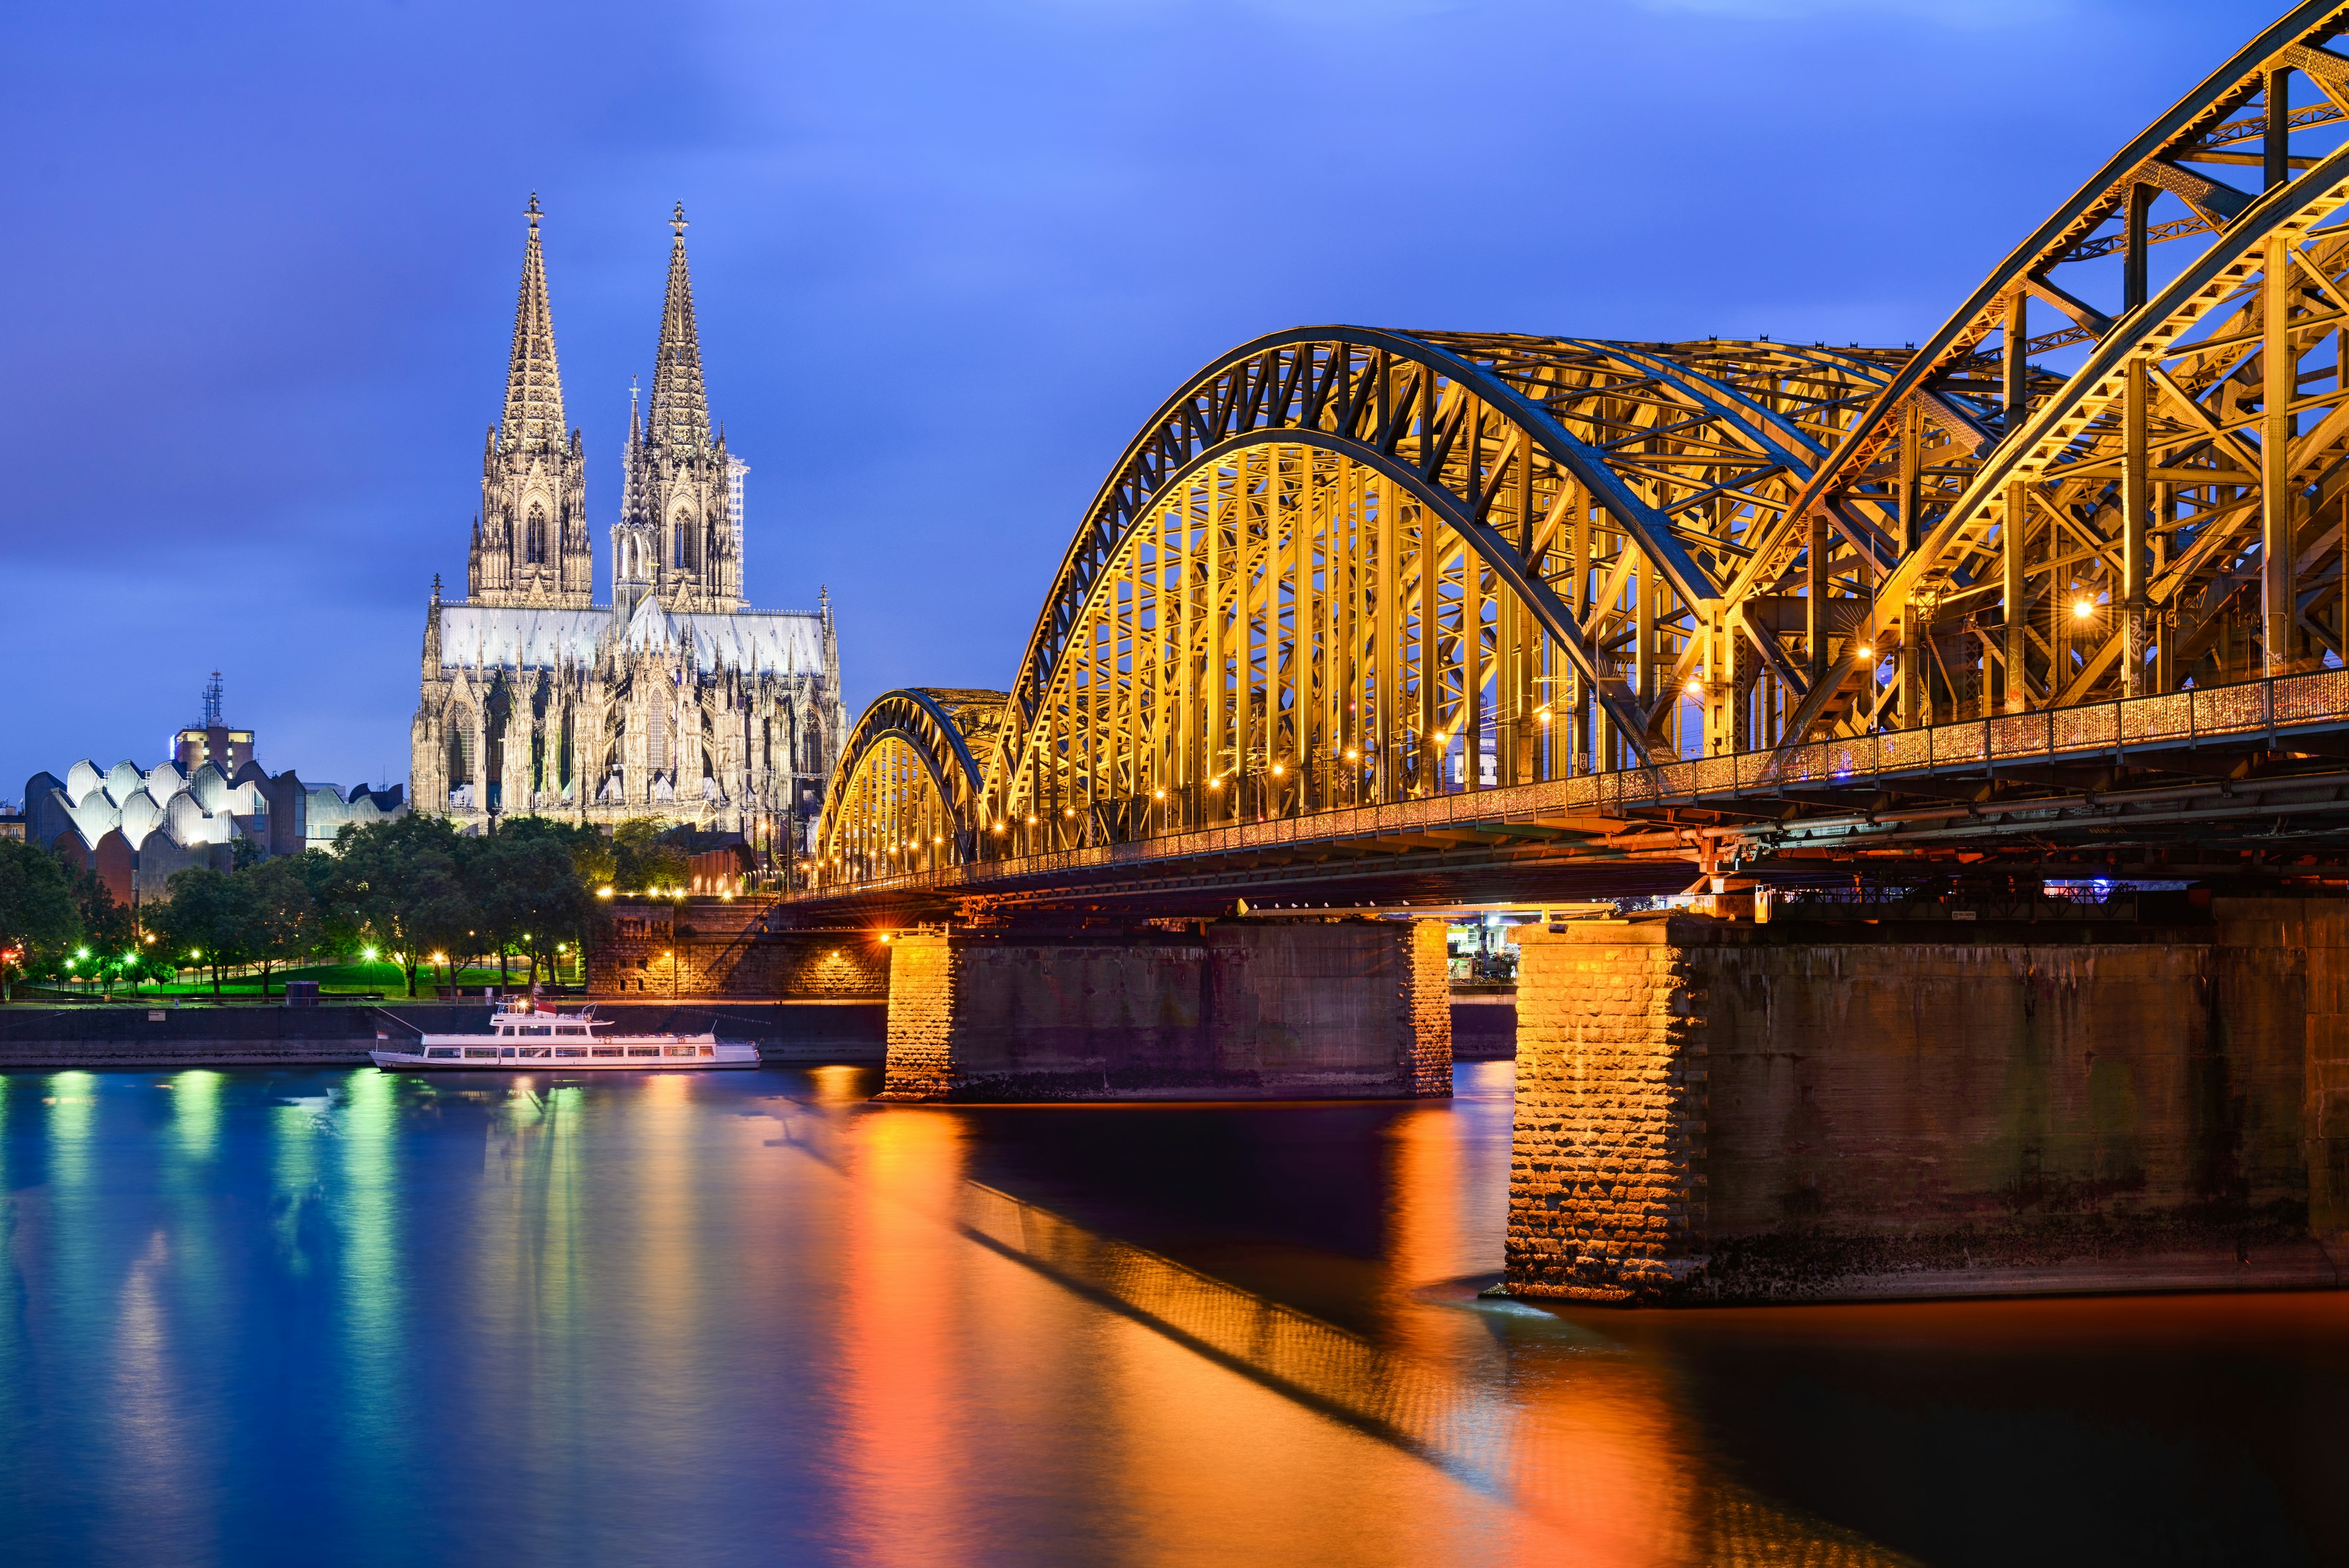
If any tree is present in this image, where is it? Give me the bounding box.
[71,866,135,964]
[292,848,363,959]
[237,856,319,998]
[0,841,81,1001]
[152,866,254,995]
[612,817,689,894]
[472,822,601,983]
[324,816,478,997]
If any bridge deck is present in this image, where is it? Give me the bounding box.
[785,667,2349,921]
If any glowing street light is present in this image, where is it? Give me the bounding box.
[2073,596,2096,620]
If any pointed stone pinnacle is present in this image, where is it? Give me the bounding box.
[647,208,709,448]
[502,199,566,447]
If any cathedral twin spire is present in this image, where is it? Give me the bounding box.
[469,197,735,614]
[647,203,711,450]
[500,194,567,450]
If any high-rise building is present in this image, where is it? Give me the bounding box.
[410,201,845,861]
[170,671,256,774]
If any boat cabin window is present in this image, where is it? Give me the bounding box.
[426,1047,459,1058]
[592,1047,623,1058]
[464,1047,498,1058]
[626,1046,661,1057]
[555,1047,587,1058]
[699,1045,714,1056]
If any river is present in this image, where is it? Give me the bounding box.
[0,1061,2339,1566]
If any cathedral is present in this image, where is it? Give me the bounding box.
[410,200,844,861]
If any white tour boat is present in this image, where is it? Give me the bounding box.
[370,999,761,1071]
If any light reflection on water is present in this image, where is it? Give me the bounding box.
[0,1063,2339,1564]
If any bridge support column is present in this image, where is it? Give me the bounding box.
[1506,920,1711,1302]
[1507,902,2349,1305]
[881,919,1451,1102]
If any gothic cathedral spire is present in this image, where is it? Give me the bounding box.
[469,195,593,610]
[647,203,710,450]
[614,203,740,616]
[503,193,567,448]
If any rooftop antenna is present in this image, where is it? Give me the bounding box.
[202,671,224,728]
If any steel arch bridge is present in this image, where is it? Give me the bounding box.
[812,2,2349,905]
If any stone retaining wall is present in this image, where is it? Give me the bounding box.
[590,898,889,999]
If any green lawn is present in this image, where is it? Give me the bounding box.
[26,959,582,1003]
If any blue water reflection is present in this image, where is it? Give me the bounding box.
[0,1064,2339,1566]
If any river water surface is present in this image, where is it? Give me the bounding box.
[1,1061,2342,1566]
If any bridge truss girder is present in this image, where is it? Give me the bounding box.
[812,2,2349,896]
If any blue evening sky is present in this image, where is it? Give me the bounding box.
[0,0,2288,799]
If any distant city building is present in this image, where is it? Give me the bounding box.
[172,671,255,773]
[410,199,844,861]
[25,677,406,907]
[726,454,748,561]
[0,804,23,843]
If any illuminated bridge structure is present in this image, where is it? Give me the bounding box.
[807,3,2349,923]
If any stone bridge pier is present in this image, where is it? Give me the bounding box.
[1505,899,2349,1304]
[880,918,1452,1101]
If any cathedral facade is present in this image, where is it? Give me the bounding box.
[410,201,844,861]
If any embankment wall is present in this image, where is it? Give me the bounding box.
[0,1000,885,1069]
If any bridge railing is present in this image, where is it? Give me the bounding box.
[806,666,2349,899]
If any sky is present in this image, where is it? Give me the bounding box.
[0,0,2296,800]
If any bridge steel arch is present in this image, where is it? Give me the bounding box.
[814,3,2349,888]
[967,330,1913,857]
[1754,0,2349,737]
[817,688,1004,879]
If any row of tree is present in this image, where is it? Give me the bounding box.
[0,815,697,1000]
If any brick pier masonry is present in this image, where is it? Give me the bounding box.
[881,920,1452,1101]
[1506,899,2349,1304]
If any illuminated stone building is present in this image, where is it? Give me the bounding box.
[409,201,845,859]
[24,678,406,906]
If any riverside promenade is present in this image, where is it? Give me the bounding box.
[0,999,887,1069]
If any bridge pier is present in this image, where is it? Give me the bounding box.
[881,919,1452,1101]
[1506,900,2349,1304]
